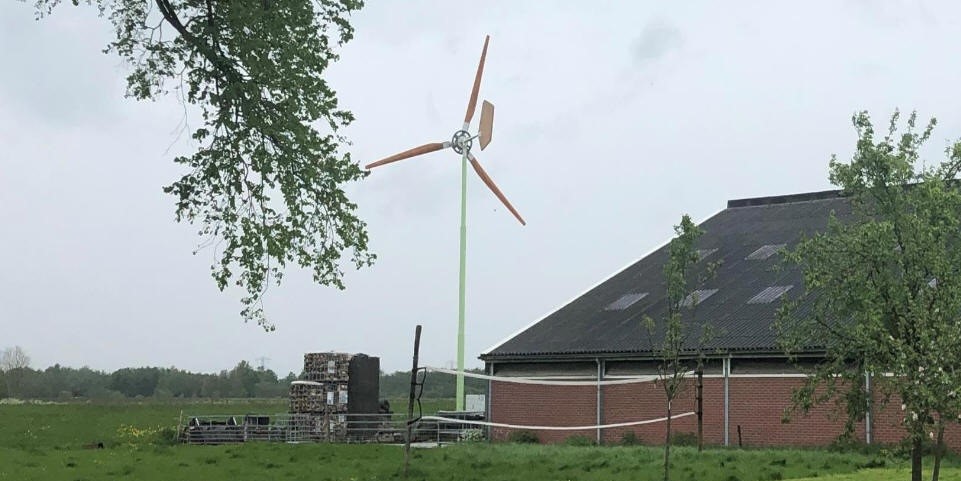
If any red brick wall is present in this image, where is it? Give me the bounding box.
[488,380,596,444]
[489,375,961,451]
[601,378,701,445]
[727,377,863,447]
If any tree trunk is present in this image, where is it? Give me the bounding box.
[912,436,923,481]
[933,423,945,481]
[664,400,672,481]
[696,369,703,453]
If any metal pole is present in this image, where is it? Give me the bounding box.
[596,358,602,445]
[865,371,872,445]
[404,325,422,477]
[456,152,468,411]
[723,357,730,446]
[487,362,493,442]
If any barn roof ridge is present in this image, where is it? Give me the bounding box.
[726,188,844,209]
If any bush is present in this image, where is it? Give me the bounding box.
[621,431,640,446]
[672,432,698,446]
[115,424,179,446]
[155,426,180,445]
[459,429,485,442]
[887,437,934,459]
[564,435,595,447]
[508,430,539,444]
[857,457,887,469]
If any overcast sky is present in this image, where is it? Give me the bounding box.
[2,1,961,376]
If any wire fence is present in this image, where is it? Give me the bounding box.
[179,412,485,445]
[180,368,685,446]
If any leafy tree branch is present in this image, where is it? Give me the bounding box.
[30,0,373,329]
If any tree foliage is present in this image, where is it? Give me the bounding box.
[778,110,961,481]
[0,357,292,400]
[0,352,487,401]
[30,0,372,329]
[643,215,717,481]
[0,346,30,372]
[378,368,486,400]
[0,346,32,397]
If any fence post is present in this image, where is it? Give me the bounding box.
[404,325,422,478]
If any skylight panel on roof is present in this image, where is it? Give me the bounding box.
[748,285,793,304]
[746,244,786,260]
[605,292,648,311]
[696,248,718,261]
[680,289,718,307]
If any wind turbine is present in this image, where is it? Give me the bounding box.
[366,35,525,411]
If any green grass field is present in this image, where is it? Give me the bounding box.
[791,469,961,480]
[1,399,959,480]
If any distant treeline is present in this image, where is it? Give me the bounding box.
[378,368,487,399]
[0,361,296,400]
[0,362,489,401]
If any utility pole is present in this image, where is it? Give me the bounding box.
[255,356,271,371]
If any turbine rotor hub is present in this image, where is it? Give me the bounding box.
[451,130,473,155]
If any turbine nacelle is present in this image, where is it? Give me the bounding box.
[450,130,473,155]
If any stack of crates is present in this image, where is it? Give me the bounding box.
[288,380,325,413]
[288,352,379,441]
[303,352,351,381]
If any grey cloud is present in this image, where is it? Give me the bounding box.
[0,9,121,126]
[844,0,940,28]
[632,20,683,65]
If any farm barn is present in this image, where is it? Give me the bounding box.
[481,189,961,449]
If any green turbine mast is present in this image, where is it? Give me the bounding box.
[366,36,526,410]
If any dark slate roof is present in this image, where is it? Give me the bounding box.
[482,189,851,360]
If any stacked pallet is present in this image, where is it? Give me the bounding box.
[288,352,380,442]
[303,352,351,382]
[288,381,325,413]
[290,352,355,440]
